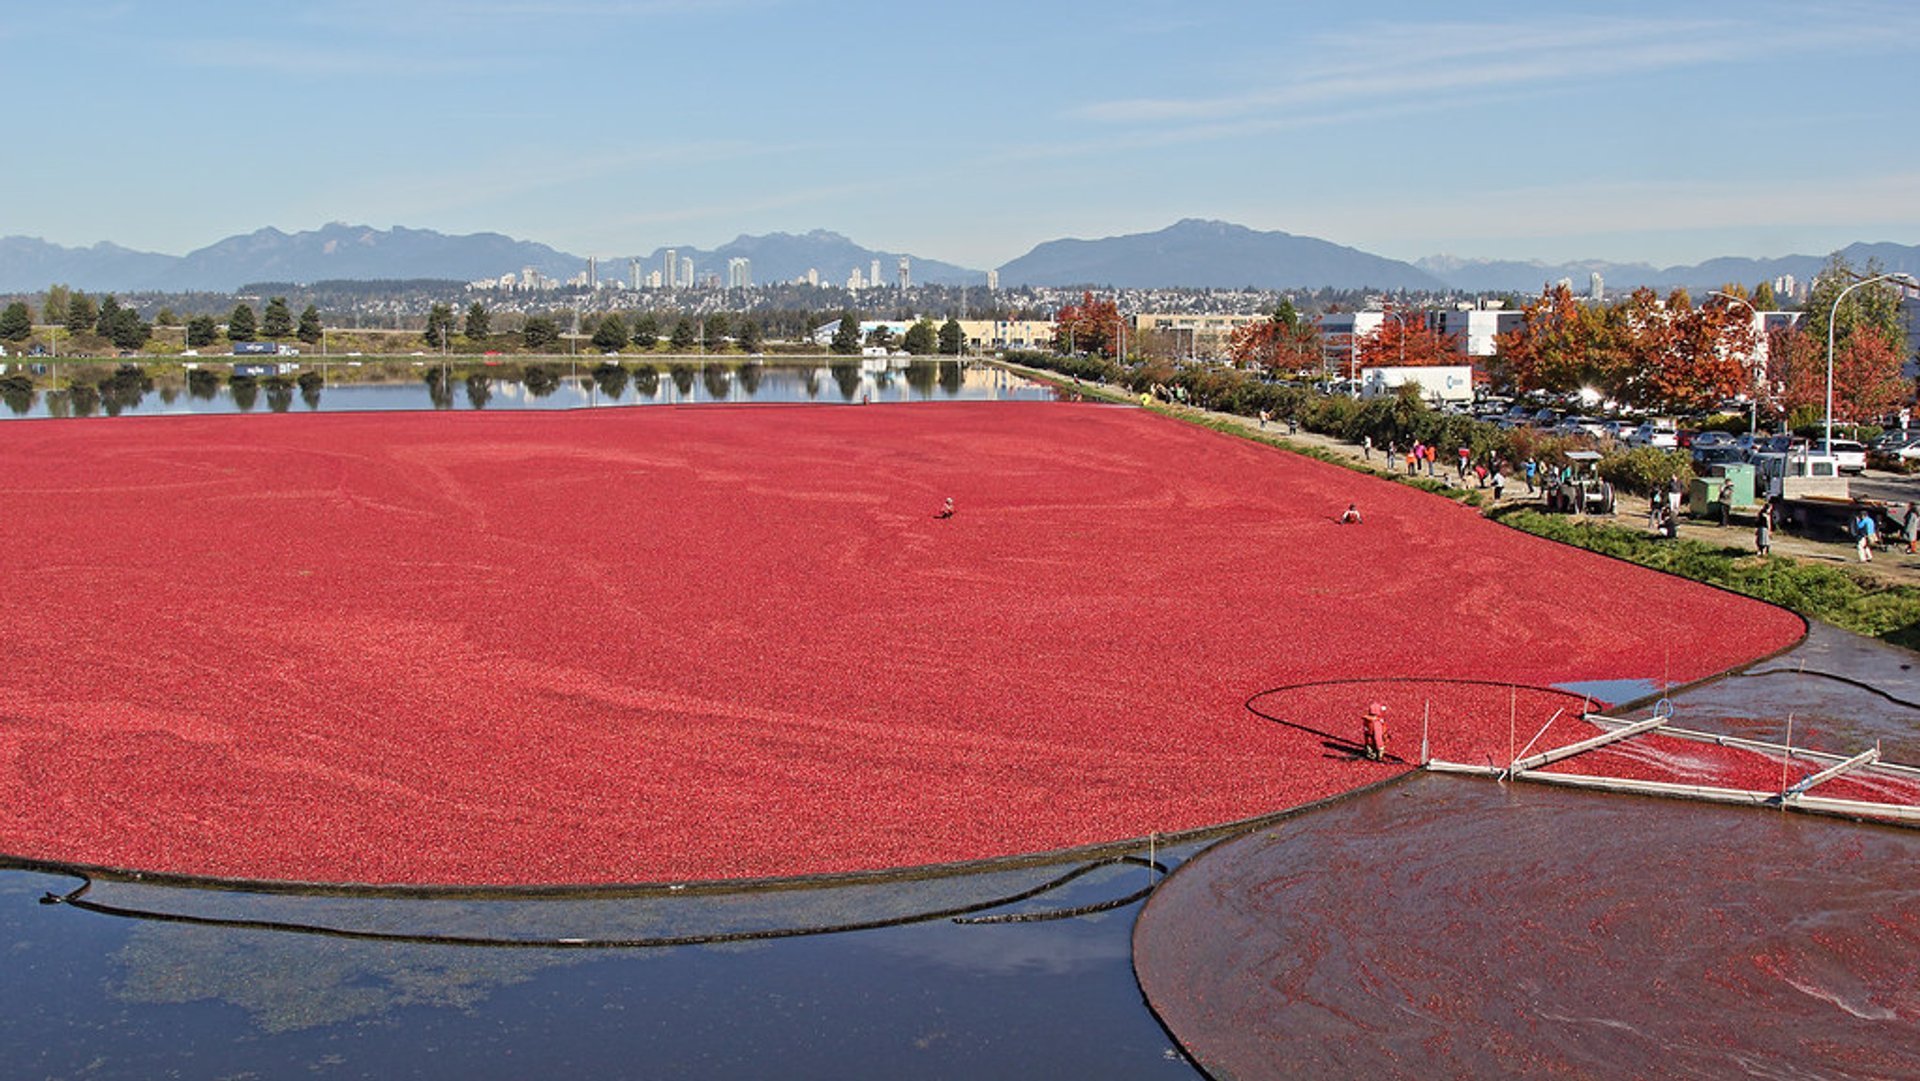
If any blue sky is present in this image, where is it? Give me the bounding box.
[8,0,1919,269]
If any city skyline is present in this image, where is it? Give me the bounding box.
[7,1,1919,270]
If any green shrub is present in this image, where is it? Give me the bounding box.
[1597,447,1693,497]
[1491,507,1920,646]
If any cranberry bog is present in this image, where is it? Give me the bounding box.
[0,402,1808,888]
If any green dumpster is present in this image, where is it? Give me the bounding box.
[1712,463,1757,509]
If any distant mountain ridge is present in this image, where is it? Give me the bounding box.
[996,219,1448,291]
[2,220,1916,296]
[1415,242,1920,294]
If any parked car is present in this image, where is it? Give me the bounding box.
[1630,419,1680,448]
[1690,431,1735,450]
[1691,445,1746,469]
[1808,439,1868,475]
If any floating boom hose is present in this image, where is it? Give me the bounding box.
[38,853,1169,950]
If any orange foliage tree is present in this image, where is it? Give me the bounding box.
[1052,291,1122,358]
[1613,288,1757,412]
[1832,325,1908,424]
[1353,310,1460,368]
[1227,304,1322,373]
[1490,284,1622,396]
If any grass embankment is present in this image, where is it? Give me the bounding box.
[1493,507,1920,650]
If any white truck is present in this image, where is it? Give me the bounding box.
[1357,365,1473,407]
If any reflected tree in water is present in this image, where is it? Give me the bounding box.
[802,367,820,399]
[701,364,730,401]
[230,375,259,411]
[466,371,492,410]
[522,364,559,398]
[159,383,181,405]
[68,382,101,417]
[631,364,659,398]
[670,365,695,400]
[939,360,963,396]
[830,361,862,402]
[904,361,937,397]
[592,362,630,401]
[0,374,35,415]
[298,371,325,411]
[263,375,295,414]
[188,368,221,400]
[738,361,763,397]
[423,367,456,410]
[99,364,152,415]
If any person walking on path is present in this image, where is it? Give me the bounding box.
[1405,445,1417,475]
[1524,458,1538,494]
[1756,503,1773,556]
[1362,434,1373,460]
[1854,507,1877,562]
[1903,502,1919,554]
[1491,466,1505,502]
[1258,409,1270,430]
[1457,446,1471,480]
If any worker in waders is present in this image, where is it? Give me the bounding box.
[1362,702,1387,761]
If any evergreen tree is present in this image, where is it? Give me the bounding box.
[186,314,220,348]
[591,312,629,352]
[227,303,258,342]
[630,313,658,349]
[422,303,456,348]
[95,295,122,336]
[108,308,151,351]
[0,302,33,342]
[735,319,764,353]
[261,296,294,339]
[66,292,97,335]
[703,313,730,350]
[829,310,862,355]
[155,307,177,327]
[296,305,323,345]
[522,315,560,350]
[902,319,938,355]
[464,301,490,342]
[669,317,698,351]
[938,316,964,355]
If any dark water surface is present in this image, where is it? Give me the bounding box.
[3,853,1199,1080]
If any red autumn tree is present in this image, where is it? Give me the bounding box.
[1491,283,1623,395]
[1353,310,1460,368]
[1614,288,1757,412]
[1052,291,1122,358]
[1831,325,1908,424]
[1228,303,1322,373]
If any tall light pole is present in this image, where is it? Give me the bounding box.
[1825,272,1918,448]
[1708,291,1759,434]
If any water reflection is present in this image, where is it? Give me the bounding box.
[230,376,259,412]
[0,362,1058,419]
[592,362,629,400]
[264,376,295,414]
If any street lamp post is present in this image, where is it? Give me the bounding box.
[1708,291,1759,434]
[1825,272,1919,448]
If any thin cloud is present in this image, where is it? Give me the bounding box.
[1071,8,1920,127]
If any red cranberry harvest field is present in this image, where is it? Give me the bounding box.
[0,403,1805,886]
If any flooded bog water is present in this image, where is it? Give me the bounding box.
[1135,774,1920,1080]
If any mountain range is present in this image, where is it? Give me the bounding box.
[3,219,1915,297]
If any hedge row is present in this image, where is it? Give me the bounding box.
[1492,507,1920,649]
[1009,351,1695,497]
